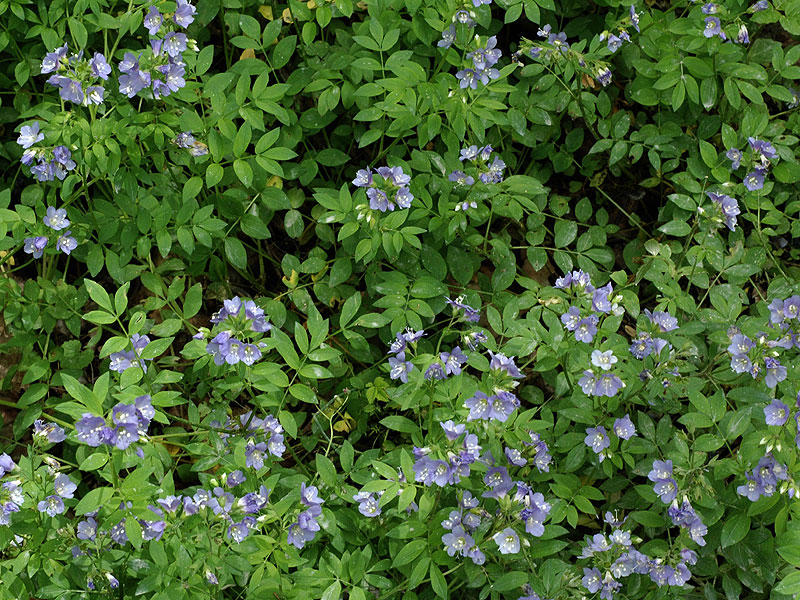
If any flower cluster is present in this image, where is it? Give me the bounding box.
[287,483,325,549]
[210,410,286,465]
[74,395,155,451]
[555,270,629,397]
[702,6,750,45]
[352,166,414,218]
[456,35,502,90]
[450,144,506,191]
[727,136,778,192]
[580,519,697,597]
[726,331,787,388]
[704,191,740,232]
[23,205,78,258]
[173,131,209,156]
[41,44,111,105]
[523,25,614,87]
[441,491,485,563]
[109,333,152,373]
[71,473,271,574]
[203,297,272,366]
[0,455,22,526]
[737,454,789,501]
[17,124,77,182]
[647,460,707,545]
[628,309,682,390]
[599,5,640,53]
[118,1,197,99]
[584,415,636,463]
[387,327,424,383]
[37,473,78,517]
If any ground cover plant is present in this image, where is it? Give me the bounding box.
[1,0,800,598]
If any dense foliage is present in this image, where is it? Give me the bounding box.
[2,0,800,598]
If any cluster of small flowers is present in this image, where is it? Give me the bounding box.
[287,483,325,549]
[737,454,790,501]
[210,411,286,465]
[109,333,152,373]
[527,25,613,87]
[727,137,777,192]
[22,205,78,258]
[520,430,553,472]
[441,491,485,563]
[449,144,506,194]
[41,44,111,105]
[75,395,155,451]
[0,454,23,526]
[556,270,628,397]
[445,296,480,323]
[413,422,483,487]
[584,415,636,463]
[75,474,270,555]
[17,123,77,182]
[203,297,272,366]
[455,35,502,90]
[702,4,750,44]
[581,516,698,597]
[579,351,626,398]
[599,6,641,53]
[702,190,740,232]
[726,330,787,388]
[437,0,491,50]
[557,270,624,342]
[648,460,707,544]
[173,131,209,156]
[462,351,524,420]
[352,166,414,217]
[629,309,682,389]
[387,327,424,383]
[118,0,197,98]
[37,473,78,517]
[353,490,383,517]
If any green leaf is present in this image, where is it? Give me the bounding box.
[224,238,248,270]
[658,220,692,237]
[430,565,448,599]
[75,486,114,515]
[233,159,253,187]
[379,415,419,434]
[493,571,529,592]
[721,513,750,548]
[776,571,800,595]
[393,540,426,567]
[85,279,113,312]
[554,221,578,248]
[183,283,203,319]
[79,452,109,471]
[315,454,338,487]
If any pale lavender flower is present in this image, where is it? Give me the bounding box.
[173,0,197,28]
[492,527,520,554]
[703,17,725,39]
[613,414,636,439]
[438,25,456,49]
[764,399,789,426]
[23,236,48,259]
[38,495,65,516]
[726,147,742,169]
[56,230,77,255]
[17,122,44,149]
[144,6,163,35]
[743,169,765,191]
[591,350,618,371]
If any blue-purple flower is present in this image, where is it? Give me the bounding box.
[17,122,44,149]
[23,236,48,259]
[144,6,163,35]
[492,527,520,554]
[173,0,197,28]
[438,25,456,49]
[703,17,725,39]
[584,426,611,460]
[613,414,637,439]
[764,399,789,426]
[43,206,69,231]
[726,147,742,170]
